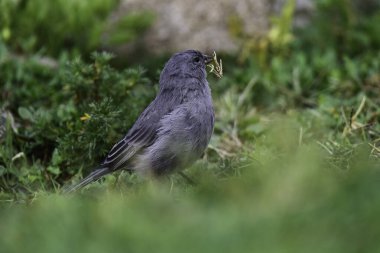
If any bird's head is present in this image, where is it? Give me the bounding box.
[159,50,213,88]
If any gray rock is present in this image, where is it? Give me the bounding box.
[110,0,314,54]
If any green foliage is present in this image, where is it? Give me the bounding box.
[268,0,296,48]
[236,0,296,65]
[0,0,116,54]
[298,0,380,56]
[209,0,380,187]
[221,0,380,111]
[0,0,154,56]
[0,136,380,252]
[0,47,154,196]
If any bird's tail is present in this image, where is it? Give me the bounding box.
[62,167,110,194]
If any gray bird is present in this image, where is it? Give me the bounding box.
[65,50,215,193]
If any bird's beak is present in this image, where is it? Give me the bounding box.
[203,54,213,64]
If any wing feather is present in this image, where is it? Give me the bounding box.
[102,126,156,170]
[101,88,182,171]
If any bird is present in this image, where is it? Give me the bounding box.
[64,50,215,193]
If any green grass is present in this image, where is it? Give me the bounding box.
[1,132,380,252]
[1,111,380,252]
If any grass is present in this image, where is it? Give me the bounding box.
[1,105,380,252]
[1,132,379,252]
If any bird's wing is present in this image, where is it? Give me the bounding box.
[102,123,158,170]
[101,93,178,171]
[64,107,162,193]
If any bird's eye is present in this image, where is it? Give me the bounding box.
[193,56,200,63]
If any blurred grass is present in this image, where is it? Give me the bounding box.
[2,114,380,252]
[1,132,380,252]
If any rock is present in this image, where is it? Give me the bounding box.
[110,0,314,55]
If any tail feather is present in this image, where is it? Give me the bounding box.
[63,167,110,194]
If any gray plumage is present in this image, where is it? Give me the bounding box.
[64,50,214,193]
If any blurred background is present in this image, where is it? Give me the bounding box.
[1,0,380,252]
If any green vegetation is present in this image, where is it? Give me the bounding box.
[1,0,380,252]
